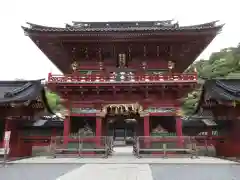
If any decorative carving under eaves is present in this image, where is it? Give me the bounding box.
[102,103,143,115]
[10,100,32,107]
[146,107,176,113]
[139,111,149,117]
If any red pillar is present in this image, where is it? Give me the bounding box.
[63,116,70,144]
[96,116,102,146]
[176,116,183,146]
[63,102,71,145]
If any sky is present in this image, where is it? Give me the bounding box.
[0,0,239,80]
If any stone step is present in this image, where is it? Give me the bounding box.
[113,140,126,146]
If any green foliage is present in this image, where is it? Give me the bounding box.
[46,91,63,112]
[181,90,201,116]
[181,43,240,116]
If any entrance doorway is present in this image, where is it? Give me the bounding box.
[107,116,137,146]
[102,103,142,146]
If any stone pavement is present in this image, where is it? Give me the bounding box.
[1,161,240,180]
[1,146,239,180]
[57,164,152,180]
[9,156,239,164]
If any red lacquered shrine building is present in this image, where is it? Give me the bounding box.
[22,20,223,147]
[194,79,240,157]
[0,80,52,157]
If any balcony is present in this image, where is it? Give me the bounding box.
[48,73,197,84]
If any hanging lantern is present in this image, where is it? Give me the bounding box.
[143,45,147,57]
[85,47,89,59]
[71,61,78,71]
[157,46,160,57]
[168,61,175,70]
[99,62,103,70]
[142,61,147,69]
[118,53,126,68]
[98,48,102,61]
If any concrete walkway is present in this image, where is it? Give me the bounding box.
[57,164,152,180]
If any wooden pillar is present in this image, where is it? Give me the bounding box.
[176,116,183,146]
[63,102,71,145]
[96,116,102,146]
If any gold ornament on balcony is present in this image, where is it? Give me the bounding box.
[168,61,175,70]
[71,61,78,72]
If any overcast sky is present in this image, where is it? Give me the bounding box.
[0,0,239,80]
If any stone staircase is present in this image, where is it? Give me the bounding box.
[111,146,135,158]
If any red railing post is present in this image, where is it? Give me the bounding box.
[48,72,198,83]
[48,73,52,82]
[176,116,183,147]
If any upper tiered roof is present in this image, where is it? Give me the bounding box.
[22,20,222,33]
[22,20,224,73]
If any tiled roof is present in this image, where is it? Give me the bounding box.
[195,79,240,114]
[0,80,42,103]
[22,20,223,33]
[22,116,63,128]
[0,80,53,113]
[182,114,216,128]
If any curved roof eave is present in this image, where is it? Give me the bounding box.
[21,20,224,33]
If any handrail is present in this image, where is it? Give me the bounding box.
[136,136,199,158]
[48,73,197,83]
[50,136,113,158]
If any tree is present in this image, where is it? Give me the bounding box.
[181,43,240,116]
[46,91,63,112]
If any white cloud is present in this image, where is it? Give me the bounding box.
[0,0,239,80]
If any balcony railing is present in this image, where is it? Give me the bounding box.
[48,73,197,83]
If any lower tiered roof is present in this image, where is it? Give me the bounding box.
[0,80,53,116]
